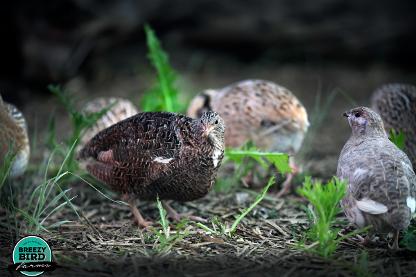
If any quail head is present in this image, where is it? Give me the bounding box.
[337,106,416,249]
[0,95,30,178]
[78,111,225,228]
[371,83,416,169]
[187,79,309,196]
[79,97,138,149]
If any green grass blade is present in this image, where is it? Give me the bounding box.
[156,196,169,238]
[229,176,275,234]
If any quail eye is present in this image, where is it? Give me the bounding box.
[200,119,203,123]
[355,113,361,118]
[214,120,218,124]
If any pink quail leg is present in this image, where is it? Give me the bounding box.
[275,158,299,198]
[388,230,400,250]
[162,201,207,223]
[122,194,153,228]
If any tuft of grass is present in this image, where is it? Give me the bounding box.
[352,250,373,277]
[48,84,115,174]
[401,223,416,251]
[16,143,81,233]
[0,144,16,190]
[198,176,275,237]
[389,129,406,150]
[141,25,184,113]
[297,177,350,258]
[151,197,189,253]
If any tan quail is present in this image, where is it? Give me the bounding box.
[78,111,225,228]
[337,107,416,249]
[0,95,30,178]
[371,83,416,169]
[187,79,309,196]
[79,97,139,148]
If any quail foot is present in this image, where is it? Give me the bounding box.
[0,95,30,178]
[78,111,225,228]
[188,79,309,196]
[337,107,416,249]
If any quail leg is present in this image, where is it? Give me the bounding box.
[162,201,207,223]
[388,230,400,250]
[123,195,153,228]
[275,158,299,198]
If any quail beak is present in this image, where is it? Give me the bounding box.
[343,111,350,118]
[203,124,215,137]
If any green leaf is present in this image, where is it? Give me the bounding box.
[389,129,406,150]
[401,224,416,251]
[142,25,184,113]
[225,148,290,174]
[156,196,169,238]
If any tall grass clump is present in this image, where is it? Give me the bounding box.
[297,177,348,258]
[141,25,185,113]
[0,145,16,191]
[47,85,114,174]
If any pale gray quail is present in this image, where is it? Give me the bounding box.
[337,107,416,249]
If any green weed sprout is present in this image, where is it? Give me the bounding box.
[152,197,188,253]
[297,177,347,258]
[352,250,373,277]
[141,25,184,113]
[389,129,405,150]
[198,176,275,237]
[401,224,416,251]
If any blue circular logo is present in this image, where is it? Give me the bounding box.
[12,236,52,276]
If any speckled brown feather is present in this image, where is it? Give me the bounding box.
[337,107,416,234]
[371,83,416,169]
[79,97,139,148]
[78,112,225,202]
[0,95,30,177]
[187,79,309,154]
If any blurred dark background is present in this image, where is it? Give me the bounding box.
[1,0,416,100]
[1,0,416,173]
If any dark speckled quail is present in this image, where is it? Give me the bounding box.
[187,79,309,196]
[337,107,416,249]
[0,95,30,178]
[371,83,416,169]
[78,111,225,227]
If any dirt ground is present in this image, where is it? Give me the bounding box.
[1,54,416,276]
